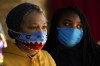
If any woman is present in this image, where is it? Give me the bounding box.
[43,6,100,66]
[3,3,56,66]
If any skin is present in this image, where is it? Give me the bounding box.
[58,12,83,29]
[17,12,47,56]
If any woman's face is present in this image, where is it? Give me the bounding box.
[57,12,83,47]
[58,12,83,29]
[18,12,47,56]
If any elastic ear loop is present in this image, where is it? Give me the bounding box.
[8,29,21,39]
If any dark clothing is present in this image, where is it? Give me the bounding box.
[44,42,100,66]
[43,6,100,66]
[55,46,82,66]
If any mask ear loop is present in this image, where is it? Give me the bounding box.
[8,29,22,40]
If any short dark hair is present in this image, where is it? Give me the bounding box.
[6,3,42,39]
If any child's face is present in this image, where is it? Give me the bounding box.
[20,12,47,33]
[18,12,47,56]
[58,12,83,29]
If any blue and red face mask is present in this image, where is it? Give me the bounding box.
[17,31,47,50]
[9,29,47,50]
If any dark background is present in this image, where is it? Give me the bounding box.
[51,0,100,43]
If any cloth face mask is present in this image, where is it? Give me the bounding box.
[9,29,47,50]
[57,28,83,47]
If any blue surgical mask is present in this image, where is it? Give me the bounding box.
[57,28,83,47]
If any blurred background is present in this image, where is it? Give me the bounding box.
[0,0,100,44]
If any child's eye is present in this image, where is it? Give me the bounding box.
[43,26,47,29]
[28,26,37,29]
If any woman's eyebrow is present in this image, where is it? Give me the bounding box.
[63,18,72,22]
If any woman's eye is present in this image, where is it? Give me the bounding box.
[65,23,70,26]
[76,24,83,29]
[64,22,71,27]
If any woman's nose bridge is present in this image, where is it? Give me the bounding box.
[72,22,77,28]
[73,24,76,28]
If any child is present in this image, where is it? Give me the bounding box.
[3,3,56,66]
